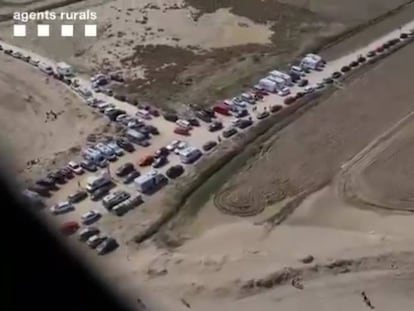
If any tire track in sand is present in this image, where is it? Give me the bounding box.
[336,108,414,212]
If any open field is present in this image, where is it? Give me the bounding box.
[197,40,414,220]
[1,0,412,111]
[0,52,109,182]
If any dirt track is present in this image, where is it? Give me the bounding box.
[212,40,414,216]
[337,111,414,212]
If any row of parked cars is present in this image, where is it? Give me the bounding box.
[61,221,119,255]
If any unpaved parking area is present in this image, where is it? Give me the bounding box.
[0,53,108,182]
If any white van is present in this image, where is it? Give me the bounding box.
[56,62,73,76]
[176,119,191,129]
[38,63,53,75]
[136,109,151,120]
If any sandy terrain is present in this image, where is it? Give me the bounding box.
[1,0,412,110]
[204,40,414,218]
[0,53,109,182]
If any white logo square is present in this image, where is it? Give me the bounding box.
[37,24,50,37]
[61,25,74,37]
[84,24,97,37]
[13,24,26,37]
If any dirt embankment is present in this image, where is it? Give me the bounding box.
[0,54,111,183]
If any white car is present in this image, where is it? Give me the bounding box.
[277,87,291,97]
[166,140,180,151]
[304,85,315,93]
[174,141,188,154]
[50,201,74,215]
[68,161,84,174]
[81,210,101,225]
[107,141,124,156]
[176,119,191,129]
[29,58,40,66]
[115,114,129,123]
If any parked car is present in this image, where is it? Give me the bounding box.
[28,185,50,197]
[46,171,66,185]
[79,227,100,242]
[35,177,56,189]
[50,201,74,215]
[166,140,180,152]
[67,161,84,174]
[138,155,154,167]
[152,156,168,168]
[357,56,366,63]
[366,50,376,58]
[195,110,212,123]
[277,87,291,97]
[90,184,112,201]
[315,82,325,90]
[87,234,108,249]
[22,55,31,62]
[341,65,351,73]
[270,105,283,113]
[59,167,74,179]
[323,77,334,84]
[97,237,119,255]
[350,60,359,67]
[102,191,130,210]
[4,49,12,55]
[146,124,159,135]
[80,160,97,172]
[222,127,238,138]
[154,147,169,158]
[107,141,124,156]
[11,51,22,59]
[174,127,190,136]
[256,111,270,120]
[116,138,135,152]
[166,165,184,179]
[208,121,223,132]
[123,170,140,184]
[137,140,151,147]
[186,118,200,127]
[68,190,88,204]
[60,221,80,235]
[331,71,342,79]
[297,79,308,87]
[116,162,135,177]
[163,113,178,122]
[284,96,296,105]
[304,85,315,94]
[202,141,218,151]
[81,210,101,225]
[237,118,253,129]
[400,32,409,39]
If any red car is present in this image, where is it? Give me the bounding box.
[213,102,231,116]
[138,155,154,167]
[174,126,190,136]
[60,221,80,235]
